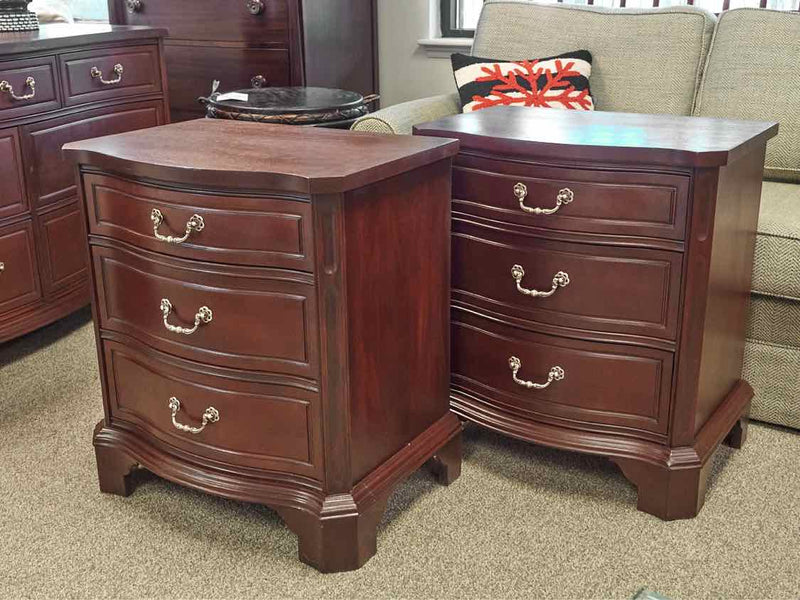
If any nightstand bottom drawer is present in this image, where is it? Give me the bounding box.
[452,311,673,434]
[103,340,322,478]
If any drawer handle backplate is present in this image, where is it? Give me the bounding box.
[514,183,574,216]
[0,77,36,101]
[246,0,265,15]
[511,265,570,298]
[126,0,143,13]
[151,209,205,244]
[91,64,124,85]
[509,356,565,390]
[160,299,213,335]
[168,397,219,435]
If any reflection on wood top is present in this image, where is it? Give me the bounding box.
[0,24,167,54]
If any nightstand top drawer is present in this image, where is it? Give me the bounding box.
[59,44,162,107]
[84,173,314,271]
[0,56,60,121]
[415,106,778,168]
[453,157,690,242]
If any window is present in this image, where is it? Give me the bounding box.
[441,0,800,38]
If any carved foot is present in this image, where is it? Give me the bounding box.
[94,442,138,497]
[427,432,462,486]
[724,416,749,449]
[613,457,712,521]
[277,495,389,573]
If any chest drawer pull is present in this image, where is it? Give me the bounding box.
[0,262,4,273]
[90,64,124,86]
[126,0,143,12]
[150,209,205,244]
[0,77,35,101]
[509,356,565,390]
[160,298,213,335]
[168,397,219,435]
[511,265,570,298]
[514,183,574,216]
[246,0,265,15]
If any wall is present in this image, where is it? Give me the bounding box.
[377,0,459,106]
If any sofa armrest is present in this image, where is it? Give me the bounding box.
[351,93,461,135]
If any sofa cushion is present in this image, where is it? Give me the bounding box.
[472,1,716,115]
[747,294,800,348]
[743,338,800,429]
[753,181,800,300]
[694,9,800,183]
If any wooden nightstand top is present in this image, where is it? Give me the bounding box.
[415,107,778,168]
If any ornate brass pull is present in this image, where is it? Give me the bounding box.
[0,262,4,273]
[168,397,219,435]
[509,357,565,390]
[246,0,265,14]
[0,77,36,101]
[511,265,570,298]
[514,183,574,216]
[91,64,124,85]
[126,0,143,13]
[151,209,204,244]
[160,299,213,335]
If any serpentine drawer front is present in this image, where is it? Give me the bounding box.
[417,106,778,522]
[66,120,462,573]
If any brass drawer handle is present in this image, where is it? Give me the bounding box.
[168,397,219,435]
[514,183,574,216]
[151,209,204,244]
[126,0,143,13]
[160,299,213,335]
[0,262,4,273]
[246,0,265,14]
[511,265,570,298]
[509,357,565,390]
[91,64,124,85]
[0,77,36,101]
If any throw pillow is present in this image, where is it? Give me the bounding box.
[451,51,594,113]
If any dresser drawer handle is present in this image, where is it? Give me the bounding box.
[514,183,574,216]
[511,265,570,298]
[126,0,143,12]
[91,64,124,85]
[160,299,213,335]
[168,397,219,435]
[0,76,35,101]
[246,0,265,15]
[509,357,565,390]
[0,262,4,273]
[151,209,205,244]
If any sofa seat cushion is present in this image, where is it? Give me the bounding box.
[753,181,800,300]
[694,9,800,183]
[744,338,800,430]
[472,1,716,116]
[747,294,800,348]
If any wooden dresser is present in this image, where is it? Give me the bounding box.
[416,107,777,521]
[64,120,461,573]
[0,24,168,344]
[108,0,378,122]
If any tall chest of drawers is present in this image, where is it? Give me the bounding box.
[108,0,378,122]
[416,107,778,521]
[0,25,168,344]
[64,120,462,573]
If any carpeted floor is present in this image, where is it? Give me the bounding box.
[1,308,799,600]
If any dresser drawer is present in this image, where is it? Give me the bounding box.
[453,157,690,241]
[59,44,162,107]
[0,127,27,220]
[0,219,41,315]
[165,45,290,121]
[83,174,314,271]
[21,100,165,210]
[93,244,318,377]
[120,0,289,44]
[453,219,682,340]
[452,311,673,434]
[103,340,321,478]
[0,56,60,120]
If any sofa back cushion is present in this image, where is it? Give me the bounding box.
[472,0,716,115]
[694,9,800,183]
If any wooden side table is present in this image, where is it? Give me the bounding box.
[416,107,777,521]
[65,120,461,572]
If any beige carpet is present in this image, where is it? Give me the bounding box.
[1,308,799,600]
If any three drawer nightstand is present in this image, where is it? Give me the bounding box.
[65,120,462,572]
[416,107,778,521]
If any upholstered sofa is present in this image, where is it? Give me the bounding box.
[353,1,800,430]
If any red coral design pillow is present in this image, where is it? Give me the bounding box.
[451,51,594,113]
